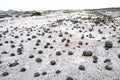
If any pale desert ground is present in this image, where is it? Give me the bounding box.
[0,8,120,80]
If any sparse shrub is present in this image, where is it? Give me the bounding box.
[4,41,9,43]
[89,34,92,38]
[56,51,62,56]
[65,43,69,47]
[0,43,3,46]
[21,40,24,43]
[104,59,111,63]
[83,50,93,56]
[9,62,19,67]
[34,72,40,77]
[18,52,22,55]
[10,41,14,43]
[37,39,41,42]
[32,35,36,38]
[26,34,30,36]
[79,65,85,70]
[50,60,56,65]
[85,42,88,45]
[35,43,40,46]
[69,34,72,37]
[2,51,8,54]
[17,48,22,52]
[27,38,31,41]
[29,54,34,58]
[81,34,84,39]
[44,45,48,48]
[93,59,97,63]
[68,51,73,55]
[50,46,54,49]
[71,20,78,24]
[56,19,63,24]
[46,42,50,45]
[35,58,42,63]
[94,17,101,25]
[104,41,113,49]
[65,32,68,34]
[118,54,120,58]
[20,68,26,72]
[14,35,19,38]
[0,34,2,37]
[48,35,52,38]
[32,11,41,16]
[59,32,63,37]
[53,40,56,42]
[42,72,47,75]
[118,39,120,43]
[105,64,112,70]
[102,37,106,39]
[10,53,15,56]
[38,50,43,54]
[33,47,36,50]
[2,72,9,76]
[66,39,70,43]
[93,55,98,63]
[61,38,66,42]
[79,30,82,32]
[66,76,73,80]
[11,45,15,48]
[89,28,93,32]
[56,70,61,74]
[88,16,91,20]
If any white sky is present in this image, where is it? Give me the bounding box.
[0,0,120,11]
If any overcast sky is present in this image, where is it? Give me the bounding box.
[0,0,120,11]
